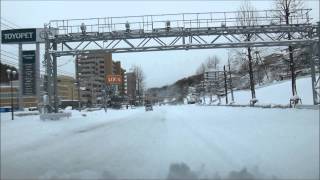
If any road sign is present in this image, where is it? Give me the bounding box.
[22,50,36,95]
[1,28,57,44]
[2,29,36,44]
[106,75,122,85]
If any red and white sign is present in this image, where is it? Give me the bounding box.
[106,75,122,85]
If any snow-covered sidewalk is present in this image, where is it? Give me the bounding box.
[201,75,318,106]
[1,105,319,179]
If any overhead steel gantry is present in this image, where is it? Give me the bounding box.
[44,9,319,112]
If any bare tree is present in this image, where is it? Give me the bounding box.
[196,55,221,75]
[196,62,207,75]
[274,0,303,98]
[207,55,220,70]
[237,0,258,105]
[132,64,145,105]
[228,49,248,72]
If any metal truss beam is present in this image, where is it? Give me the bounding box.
[52,39,317,56]
[49,24,317,57]
[53,25,313,43]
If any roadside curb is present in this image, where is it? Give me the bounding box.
[198,104,320,110]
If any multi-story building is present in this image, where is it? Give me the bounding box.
[0,81,38,108]
[114,61,126,96]
[126,72,136,103]
[0,75,79,108]
[57,75,78,101]
[76,53,126,106]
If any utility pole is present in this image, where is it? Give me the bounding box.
[247,46,256,105]
[6,69,16,120]
[223,65,228,104]
[285,10,297,97]
[75,56,81,111]
[52,42,58,113]
[227,55,234,103]
[44,25,53,113]
[202,80,206,104]
[255,51,262,85]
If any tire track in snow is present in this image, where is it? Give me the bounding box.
[164,106,237,171]
[4,115,132,157]
[2,109,170,178]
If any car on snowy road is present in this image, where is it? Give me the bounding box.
[145,103,153,111]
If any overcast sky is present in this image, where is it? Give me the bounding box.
[1,0,319,88]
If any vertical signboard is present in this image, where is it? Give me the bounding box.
[22,50,36,95]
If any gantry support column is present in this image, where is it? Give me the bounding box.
[52,42,58,112]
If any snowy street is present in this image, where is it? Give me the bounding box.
[1,105,319,179]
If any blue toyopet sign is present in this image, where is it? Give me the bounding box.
[1,29,37,44]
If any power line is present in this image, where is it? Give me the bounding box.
[1,45,19,52]
[1,57,74,76]
[1,49,19,58]
[1,49,74,71]
[1,17,21,28]
[0,53,18,60]
[57,57,74,67]
[1,49,75,77]
[1,22,14,30]
[0,59,19,68]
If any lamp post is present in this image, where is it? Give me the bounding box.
[6,69,16,120]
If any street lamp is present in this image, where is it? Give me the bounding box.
[6,69,16,120]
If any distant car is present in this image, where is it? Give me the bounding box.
[145,103,153,111]
[28,107,38,111]
[111,103,122,109]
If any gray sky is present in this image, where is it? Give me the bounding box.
[1,0,319,88]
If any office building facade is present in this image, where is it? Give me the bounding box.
[76,53,126,106]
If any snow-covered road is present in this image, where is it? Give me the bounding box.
[1,105,319,179]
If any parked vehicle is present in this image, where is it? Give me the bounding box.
[28,107,38,111]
